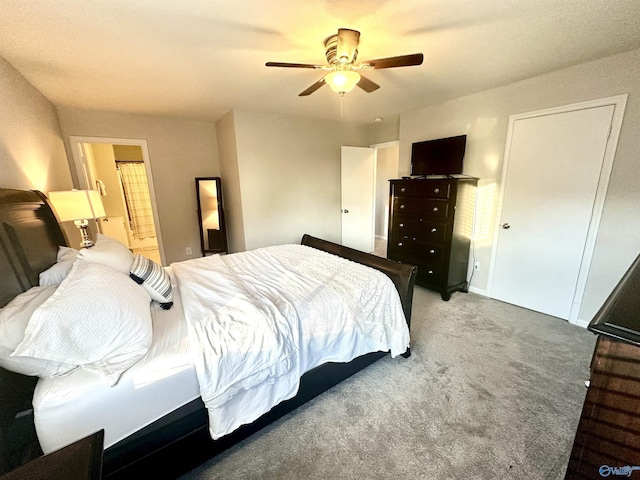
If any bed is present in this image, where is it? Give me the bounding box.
[0,188,417,479]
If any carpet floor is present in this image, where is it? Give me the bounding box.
[180,286,597,480]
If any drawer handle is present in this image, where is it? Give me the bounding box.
[399,223,404,227]
[431,228,437,233]
[434,188,440,193]
[428,270,434,275]
[429,249,435,254]
[433,207,439,212]
[398,242,403,247]
[400,204,405,209]
[400,187,406,193]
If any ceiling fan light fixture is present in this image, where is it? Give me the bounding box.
[325,70,361,94]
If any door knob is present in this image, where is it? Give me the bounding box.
[502,223,511,229]
[342,209,349,213]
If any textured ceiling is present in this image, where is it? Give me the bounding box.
[1,0,639,124]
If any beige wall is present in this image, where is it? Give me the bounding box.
[113,144,143,161]
[375,145,399,238]
[219,109,370,251]
[365,116,400,145]
[56,108,219,264]
[400,47,640,323]
[0,57,72,193]
[216,111,246,253]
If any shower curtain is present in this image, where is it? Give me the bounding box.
[117,161,157,240]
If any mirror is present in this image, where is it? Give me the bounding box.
[195,177,228,255]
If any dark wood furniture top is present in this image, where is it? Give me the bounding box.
[566,254,640,479]
[0,430,103,480]
[0,188,417,479]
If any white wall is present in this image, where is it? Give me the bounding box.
[220,109,370,251]
[56,108,219,264]
[399,47,640,323]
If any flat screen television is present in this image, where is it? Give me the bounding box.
[410,134,466,175]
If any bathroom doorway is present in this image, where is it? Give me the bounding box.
[69,136,165,265]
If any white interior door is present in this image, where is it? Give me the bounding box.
[490,104,615,320]
[341,146,375,252]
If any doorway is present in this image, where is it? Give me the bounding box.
[373,142,399,256]
[488,95,627,324]
[69,137,165,265]
[340,142,399,255]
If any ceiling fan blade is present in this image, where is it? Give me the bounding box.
[336,28,360,63]
[357,74,380,93]
[363,53,424,69]
[299,78,326,96]
[266,61,323,69]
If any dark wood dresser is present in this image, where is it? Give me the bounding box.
[387,176,477,300]
[0,430,103,480]
[566,254,640,479]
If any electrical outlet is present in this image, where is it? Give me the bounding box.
[186,247,193,255]
[474,261,480,271]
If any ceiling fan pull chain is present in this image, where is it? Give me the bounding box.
[339,94,344,118]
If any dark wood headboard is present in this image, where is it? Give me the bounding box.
[0,188,67,473]
[0,189,66,307]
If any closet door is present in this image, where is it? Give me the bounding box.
[490,103,616,320]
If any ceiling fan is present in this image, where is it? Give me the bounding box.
[266,28,424,97]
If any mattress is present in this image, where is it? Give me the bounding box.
[33,270,200,453]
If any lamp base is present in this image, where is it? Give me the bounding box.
[74,220,94,248]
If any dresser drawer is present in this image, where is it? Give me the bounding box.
[391,215,447,243]
[389,252,442,285]
[388,236,444,262]
[392,181,450,199]
[393,197,449,218]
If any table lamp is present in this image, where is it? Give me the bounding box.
[49,189,106,248]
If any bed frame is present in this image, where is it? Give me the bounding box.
[0,188,417,478]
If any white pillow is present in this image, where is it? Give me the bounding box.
[12,259,153,385]
[0,286,77,377]
[130,254,173,309]
[39,246,80,286]
[57,246,79,262]
[78,233,134,274]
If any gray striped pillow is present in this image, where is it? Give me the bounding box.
[130,255,173,309]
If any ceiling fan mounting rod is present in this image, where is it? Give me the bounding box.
[324,34,358,65]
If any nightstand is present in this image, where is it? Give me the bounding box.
[0,430,104,480]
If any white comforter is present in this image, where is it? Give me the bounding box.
[171,244,409,439]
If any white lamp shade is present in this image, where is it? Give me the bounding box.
[325,70,361,94]
[49,190,106,222]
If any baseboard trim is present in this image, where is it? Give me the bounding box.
[569,318,590,329]
[468,286,489,297]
